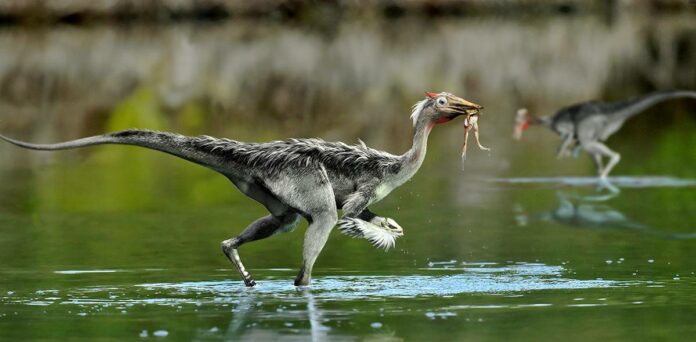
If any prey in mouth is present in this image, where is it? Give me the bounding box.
[461,109,490,167]
[422,92,490,169]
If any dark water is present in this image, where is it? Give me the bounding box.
[1,11,696,341]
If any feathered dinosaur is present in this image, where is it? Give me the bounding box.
[0,92,484,287]
[513,90,696,178]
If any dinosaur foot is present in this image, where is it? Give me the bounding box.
[243,277,257,287]
[337,217,403,250]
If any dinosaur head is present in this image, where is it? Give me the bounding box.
[411,92,483,129]
[513,108,531,140]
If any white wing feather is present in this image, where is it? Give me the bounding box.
[337,218,399,250]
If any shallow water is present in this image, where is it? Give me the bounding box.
[1,173,695,340]
[1,11,696,341]
[0,259,690,340]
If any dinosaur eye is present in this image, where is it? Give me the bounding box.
[436,97,447,106]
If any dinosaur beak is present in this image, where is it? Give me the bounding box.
[450,97,483,116]
[447,96,483,127]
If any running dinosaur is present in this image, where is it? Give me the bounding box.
[0,92,484,287]
[513,90,696,178]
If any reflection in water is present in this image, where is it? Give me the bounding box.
[225,290,256,340]
[493,176,696,188]
[223,289,330,342]
[304,289,330,342]
[516,188,696,240]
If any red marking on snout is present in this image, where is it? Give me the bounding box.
[425,92,439,99]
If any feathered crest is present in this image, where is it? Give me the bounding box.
[410,99,428,127]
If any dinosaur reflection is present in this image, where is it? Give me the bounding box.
[516,186,696,240]
[221,288,330,341]
[216,287,400,341]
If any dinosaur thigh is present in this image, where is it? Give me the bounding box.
[257,166,337,220]
[226,174,292,217]
[576,116,607,143]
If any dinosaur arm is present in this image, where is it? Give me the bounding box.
[556,133,573,158]
[357,208,377,221]
[341,183,377,218]
[337,206,404,250]
[357,208,398,228]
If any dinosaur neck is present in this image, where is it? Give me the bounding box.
[397,119,433,182]
[531,115,553,128]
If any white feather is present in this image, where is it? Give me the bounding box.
[337,218,401,251]
[410,99,428,127]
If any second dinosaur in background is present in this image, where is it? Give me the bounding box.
[513,90,696,178]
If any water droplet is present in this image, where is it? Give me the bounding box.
[139,330,148,338]
[605,260,613,265]
[648,259,654,263]
[370,322,383,329]
[425,312,435,319]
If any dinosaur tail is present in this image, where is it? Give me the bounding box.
[613,90,696,121]
[0,129,226,170]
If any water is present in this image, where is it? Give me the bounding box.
[1,11,696,341]
[1,174,694,340]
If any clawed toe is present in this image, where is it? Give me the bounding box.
[383,218,404,236]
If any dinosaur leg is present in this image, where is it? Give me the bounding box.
[572,142,583,158]
[590,153,604,175]
[255,167,337,286]
[222,176,300,287]
[294,209,338,286]
[556,134,574,159]
[221,213,300,287]
[583,141,620,178]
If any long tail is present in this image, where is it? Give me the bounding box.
[611,90,696,121]
[0,129,228,170]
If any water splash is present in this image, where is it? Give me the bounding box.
[1,262,636,308]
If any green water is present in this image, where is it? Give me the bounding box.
[0,150,695,340]
[1,11,696,341]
